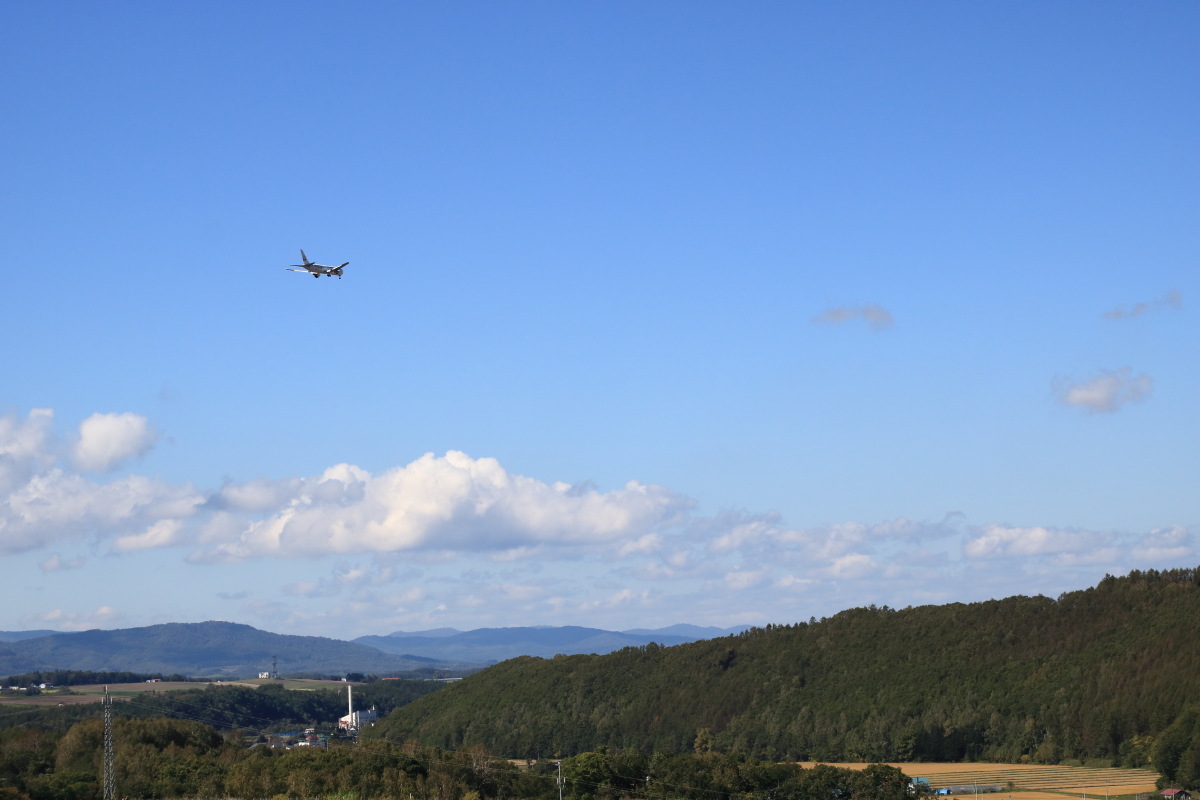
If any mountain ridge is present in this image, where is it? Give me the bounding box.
[0,621,462,678]
[0,622,749,678]
[354,624,748,663]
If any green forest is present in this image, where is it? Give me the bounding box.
[371,569,1200,778]
[0,716,912,800]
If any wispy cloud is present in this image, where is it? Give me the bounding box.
[40,553,86,572]
[812,304,894,331]
[1054,367,1153,413]
[1102,290,1182,320]
[23,606,123,631]
[963,524,1112,559]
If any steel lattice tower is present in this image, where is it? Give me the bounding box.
[102,687,115,800]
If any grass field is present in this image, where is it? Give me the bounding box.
[0,678,360,706]
[798,764,1162,800]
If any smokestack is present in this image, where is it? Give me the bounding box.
[347,684,353,719]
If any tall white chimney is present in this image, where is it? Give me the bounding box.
[347,684,353,719]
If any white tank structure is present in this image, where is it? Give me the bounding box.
[337,684,377,732]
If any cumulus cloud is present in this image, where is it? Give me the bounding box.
[0,409,202,555]
[1054,367,1153,413]
[1103,290,1182,320]
[0,407,56,494]
[7,406,1195,637]
[190,451,691,563]
[812,304,894,331]
[1,467,204,555]
[71,412,157,472]
[3,410,691,565]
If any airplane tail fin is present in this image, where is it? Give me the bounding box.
[300,249,310,264]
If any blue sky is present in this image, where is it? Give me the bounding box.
[2,2,1196,640]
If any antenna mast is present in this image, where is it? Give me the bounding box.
[102,687,115,800]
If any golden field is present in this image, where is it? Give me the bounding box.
[798,764,1161,799]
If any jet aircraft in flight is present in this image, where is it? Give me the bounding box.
[286,250,349,279]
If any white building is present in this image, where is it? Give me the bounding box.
[337,685,377,731]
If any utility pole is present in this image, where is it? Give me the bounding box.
[102,687,115,800]
[555,760,563,800]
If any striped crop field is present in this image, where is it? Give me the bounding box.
[797,764,1161,798]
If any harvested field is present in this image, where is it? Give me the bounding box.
[797,764,1160,798]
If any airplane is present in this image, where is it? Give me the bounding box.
[286,250,349,279]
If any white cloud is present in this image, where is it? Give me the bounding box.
[1133,526,1193,561]
[71,412,157,472]
[191,451,691,562]
[1103,289,1182,320]
[0,467,204,555]
[1055,367,1153,413]
[963,524,1111,559]
[114,519,186,552]
[812,304,894,331]
[6,406,1196,638]
[0,408,56,494]
[824,553,878,579]
[617,533,663,557]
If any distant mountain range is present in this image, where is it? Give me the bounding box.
[0,630,57,643]
[355,624,747,663]
[0,622,745,678]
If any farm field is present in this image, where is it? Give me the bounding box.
[799,764,1161,800]
[0,677,359,706]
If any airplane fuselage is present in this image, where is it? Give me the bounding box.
[286,250,349,279]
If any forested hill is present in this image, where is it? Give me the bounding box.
[369,568,1200,764]
[0,621,454,677]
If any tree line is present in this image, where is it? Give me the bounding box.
[2,672,192,689]
[0,680,444,737]
[0,714,913,800]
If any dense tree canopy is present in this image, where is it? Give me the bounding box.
[0,720,910,800]
[371,568,1200,767]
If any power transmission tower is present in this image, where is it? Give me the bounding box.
[103,687,115,800]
